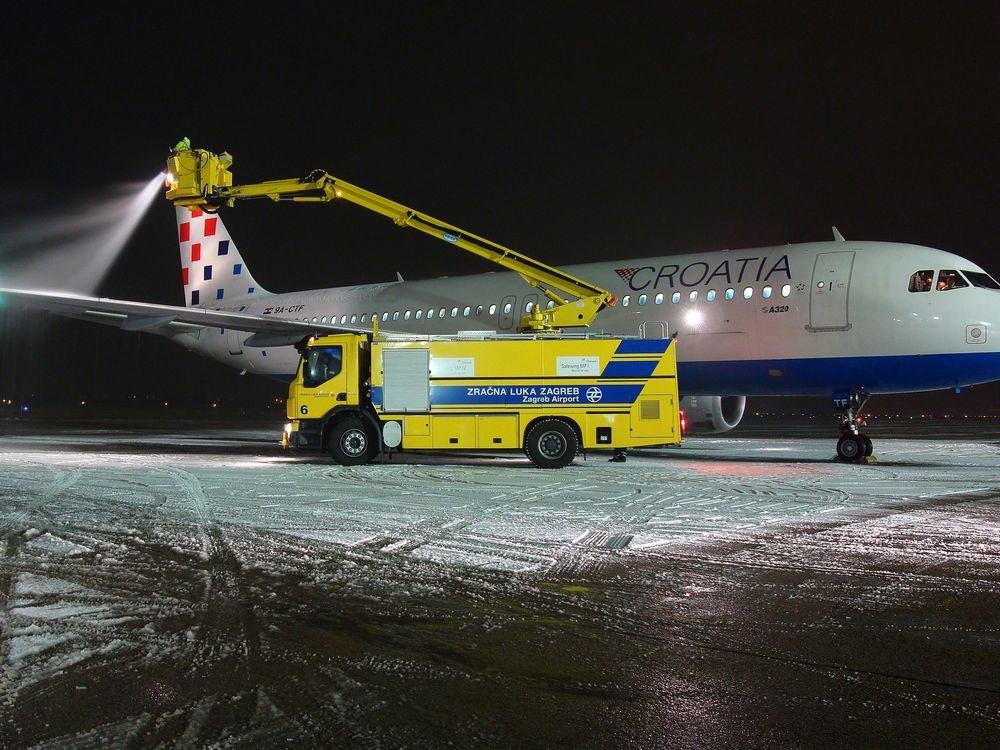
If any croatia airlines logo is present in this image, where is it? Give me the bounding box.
[614,268,640,283]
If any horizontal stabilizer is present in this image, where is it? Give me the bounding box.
[243,332,312,348]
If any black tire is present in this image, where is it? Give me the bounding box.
[836,434,864,462]
[524,419,578,469]
[328,418,374,466]
[861,434,874,457]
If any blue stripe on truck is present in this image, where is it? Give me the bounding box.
[614,338,672,355]
[600,360,659,378]
[430,383,644,406]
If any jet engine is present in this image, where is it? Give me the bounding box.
[680,395,746,433]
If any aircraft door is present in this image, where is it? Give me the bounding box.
[808,251,855,331]
[499,295,517,329]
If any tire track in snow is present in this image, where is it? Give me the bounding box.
[155,465,263,737]
[0,461,83,550]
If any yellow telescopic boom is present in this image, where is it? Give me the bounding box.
[164,141,616,332]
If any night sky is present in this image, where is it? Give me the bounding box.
[1,5,998,414]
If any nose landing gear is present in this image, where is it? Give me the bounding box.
[833,391,876,463]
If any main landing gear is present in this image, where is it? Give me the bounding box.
[832,391,876,463]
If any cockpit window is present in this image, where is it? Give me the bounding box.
[963,270,1000,290]
[936,270,968,291]
[908,270,933,292]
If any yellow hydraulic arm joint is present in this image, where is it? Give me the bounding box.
[164,141,617,332]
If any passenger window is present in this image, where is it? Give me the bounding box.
[706,289,716,302]
[622,295,630,307]
[351,314,357,324]
[361,314,367,323]
[321,316,327,323]
[440,308,447,318]
[743,287,753,299]
[689,290,698,302]
[415,310,423,319]
[781,284,791,297]
[404,310,411,320]
[427,309,435,319]
[303,346,342,388]
[655,293,664,304]
[476,305,483,315]
[489,304,497,315]
[392,311,400,321]
[340,315,347,324]
[463,306,471,316]
[908,270,933,292]
[547,300,555,309]
[725,288,735,300]
[937,270,968,291]
[636,294,646,305]
[381,312,389,322]
[762,286,772,299]
[671,292,680,303]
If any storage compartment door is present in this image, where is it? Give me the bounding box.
[477,415,518,448]
[383,349,429,412]
[431,416,477,448]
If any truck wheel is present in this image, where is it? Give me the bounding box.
[524,419,578,469]
[329,418,373,466]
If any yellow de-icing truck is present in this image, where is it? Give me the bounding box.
[285,332,680,468]
[162,142,683,466]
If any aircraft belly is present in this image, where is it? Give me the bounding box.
[182,332,299,377]
[679,351,1000,396]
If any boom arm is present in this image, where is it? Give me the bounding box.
[165,144,615,332]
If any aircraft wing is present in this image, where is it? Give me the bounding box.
[0,288,377,346]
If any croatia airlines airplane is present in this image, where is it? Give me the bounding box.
[3,208,999,460]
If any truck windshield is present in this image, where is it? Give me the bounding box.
[303,346,342,388]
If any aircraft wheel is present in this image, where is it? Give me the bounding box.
[524,419,578,469]
[861,434,874,457]
[836,434,865,462]
[328,418,374,466]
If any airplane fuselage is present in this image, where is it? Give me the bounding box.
[174,239,1000,398]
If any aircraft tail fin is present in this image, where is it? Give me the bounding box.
[175,206,270,307]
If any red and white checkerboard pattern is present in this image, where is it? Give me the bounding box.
[175,206,264,306]
[614,267,641,283]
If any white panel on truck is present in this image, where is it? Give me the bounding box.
[383,349,430,412]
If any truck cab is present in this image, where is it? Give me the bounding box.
[286,334,372,453]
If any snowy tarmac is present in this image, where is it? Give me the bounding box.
[1,420,999,748]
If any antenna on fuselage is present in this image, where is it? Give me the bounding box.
[832,226,846,242]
